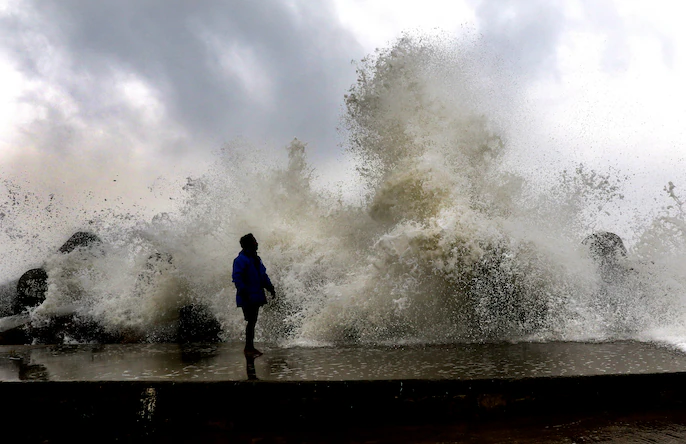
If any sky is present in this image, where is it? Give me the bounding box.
[0,0,686,242]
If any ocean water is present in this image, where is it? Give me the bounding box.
[1,36,686,349]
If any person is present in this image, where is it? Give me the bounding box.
[232,233,275,356]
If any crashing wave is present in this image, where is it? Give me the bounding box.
[2,35,686,346]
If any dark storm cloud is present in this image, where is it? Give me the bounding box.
[1,1,362,157]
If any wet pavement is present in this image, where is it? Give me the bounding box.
[1,340,686,381]
[3,341,686,442]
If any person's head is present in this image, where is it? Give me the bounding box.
[240,233,258,252]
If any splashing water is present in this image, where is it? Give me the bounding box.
[2,35,686,347]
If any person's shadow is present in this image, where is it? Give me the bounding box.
[246,354,258,380]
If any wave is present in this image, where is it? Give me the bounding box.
[3,35,686,346]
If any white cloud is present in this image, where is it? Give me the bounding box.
[0,0,686,262]
[333,0,474,52]
[0,54,26,157]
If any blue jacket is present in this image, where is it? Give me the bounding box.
[232,250,274,307]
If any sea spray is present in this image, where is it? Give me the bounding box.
[2,35,686,346]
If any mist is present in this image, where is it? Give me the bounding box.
[1,0,685,283]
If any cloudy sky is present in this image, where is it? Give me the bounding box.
[0,0,685,227]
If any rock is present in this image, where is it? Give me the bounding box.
[4,231,225,345]
[10,232,102,316]
[582,231,627,263]
[178,304,222,343]
[14,268,48,314]
[0,314,31,344]
[31,313,120,344]
[582,231,628,283]
[58,231,101,254]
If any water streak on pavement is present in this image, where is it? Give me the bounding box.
[1,340,686,382]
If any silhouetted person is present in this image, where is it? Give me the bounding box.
[232,233,275,356]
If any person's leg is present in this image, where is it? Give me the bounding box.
[246,314,256,349]
[242,305,260,353]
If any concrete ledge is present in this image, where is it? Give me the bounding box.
[3,372,686,439]
[3,342,686,440]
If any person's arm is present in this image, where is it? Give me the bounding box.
[259,261,275,295]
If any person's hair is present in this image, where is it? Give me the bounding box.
[240,233,257,249]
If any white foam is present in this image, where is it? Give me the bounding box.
[4,36,686,347]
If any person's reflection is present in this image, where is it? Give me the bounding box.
[246,354,258,380]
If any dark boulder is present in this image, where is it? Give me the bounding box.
[11,232,102,316]
[582,232,627,262]
[14,268,48,314]
[58,231,101,254]
[582,232,628,283]
[178,304,222,343]
[0,314,31,344]
[30,313,122,344]
[3,231,226,345]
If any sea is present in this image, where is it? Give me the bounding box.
[1,36,685,353]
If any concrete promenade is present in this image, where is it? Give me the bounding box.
[2,341,686,442]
